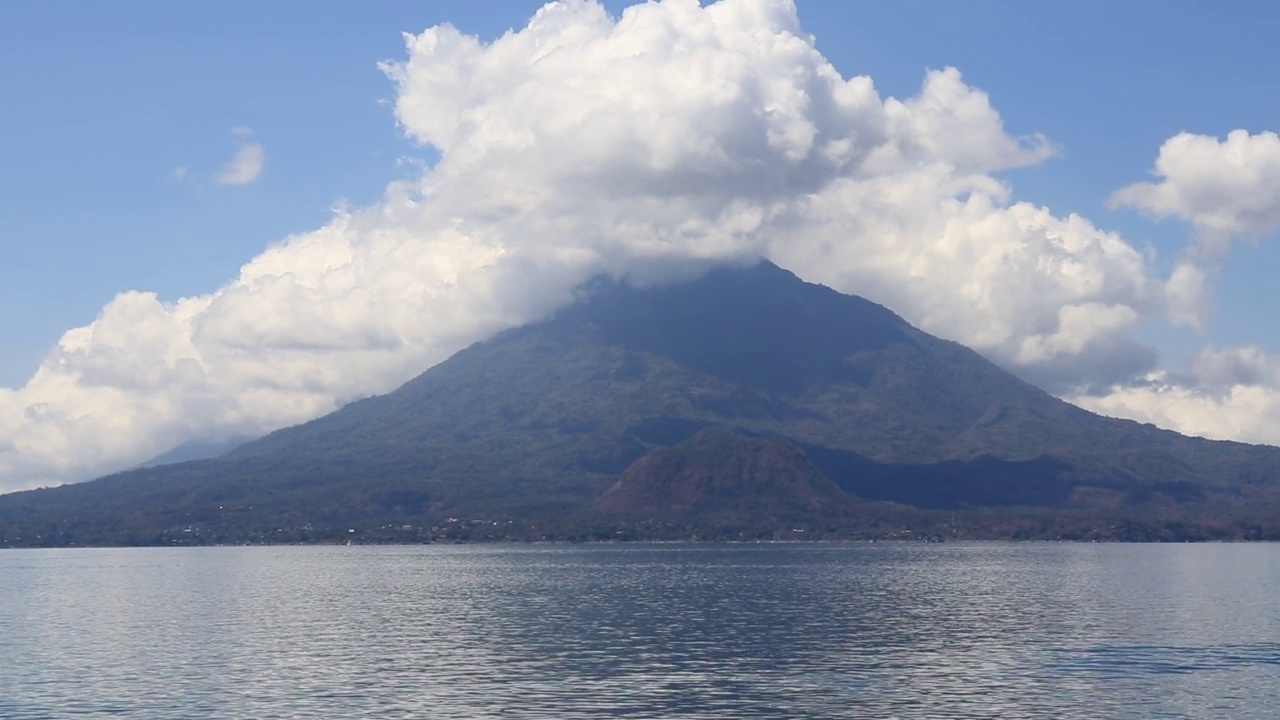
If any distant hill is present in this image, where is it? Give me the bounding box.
[3,261,1280,546]
[134,436,255,469]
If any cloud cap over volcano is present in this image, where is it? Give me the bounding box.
[0,0,1218,492]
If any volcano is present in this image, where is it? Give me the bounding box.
[4,261,1279,545]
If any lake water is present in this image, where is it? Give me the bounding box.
[1,543,1278,719]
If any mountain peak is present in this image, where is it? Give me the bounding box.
[548,260,911,395]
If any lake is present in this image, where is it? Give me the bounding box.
[1,543,1278,718]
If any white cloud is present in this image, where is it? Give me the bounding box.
[0,0,1226,492]
[1077,131,1280,435]
[1111,129,1280,251]
[1163,260,1212,331]
[1107,130,1280,332]
[1076,346,1280,447]
[770,171,1159,391]
[217,142,265,185]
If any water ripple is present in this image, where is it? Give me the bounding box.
[1,543,1279,718]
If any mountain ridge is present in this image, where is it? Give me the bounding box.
[3,261,1279,546]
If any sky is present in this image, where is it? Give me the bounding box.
[2,0,1280,493]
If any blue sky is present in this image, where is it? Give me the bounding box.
[2,0,1279,490]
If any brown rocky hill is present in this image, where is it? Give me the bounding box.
[594,428,848,520]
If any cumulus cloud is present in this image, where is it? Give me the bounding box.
[0,0,1211,492]
[1111,129,1280,251]
[1106,129,1280,329]
[217,128,265,185]
[770,172,1159,391]
[1163,260,1212,331]
[1085,129,1280,428]
[1076,346,1280,446]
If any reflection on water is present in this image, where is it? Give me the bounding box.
[1,543,1278,718]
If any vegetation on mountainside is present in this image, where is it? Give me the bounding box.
[2,262,1279,547]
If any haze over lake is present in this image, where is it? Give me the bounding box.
[3,543,1278,719]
